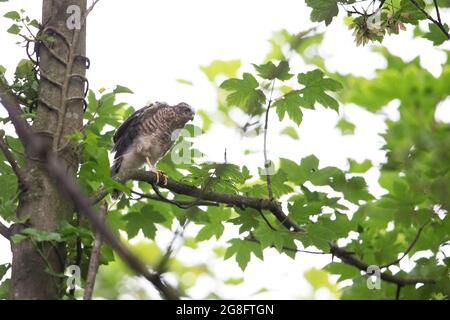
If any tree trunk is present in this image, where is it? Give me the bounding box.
[10,0,87,299]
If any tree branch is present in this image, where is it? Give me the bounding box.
[0,83,32,149]
[0,221,10,240]
[83,202,108,300]
[410,0,450,40]
[433,0,442,25]
[92,170,305,233]
[131,190,222,208]
[329,242,435,286]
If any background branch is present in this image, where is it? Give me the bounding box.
[83,202,108,300]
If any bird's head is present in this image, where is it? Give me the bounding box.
[173,102,195,127]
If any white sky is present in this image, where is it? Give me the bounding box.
[0,0,449,299]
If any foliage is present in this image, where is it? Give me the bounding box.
[1,0,450,300]
[305,0,450,46]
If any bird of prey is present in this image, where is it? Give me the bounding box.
[111,101,195,198]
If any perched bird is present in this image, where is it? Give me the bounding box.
[111,101,195,198]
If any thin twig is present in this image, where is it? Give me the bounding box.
[263,80,276,200]
[156,221,189,274]
[409,0,450,40]
[379,222,428,269]
[433,0,442,25]
[83,202,108,300]
[257,209,278,231]
[396,284,402,300]
[0,136,27,189]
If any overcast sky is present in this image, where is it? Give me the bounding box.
[0,0,449,299]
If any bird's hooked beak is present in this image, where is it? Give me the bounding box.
[188,108,195,121]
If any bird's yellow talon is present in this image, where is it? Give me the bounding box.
[155,170,160,184]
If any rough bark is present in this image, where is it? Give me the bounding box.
[10,0,87,300]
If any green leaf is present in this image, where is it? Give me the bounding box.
[304,267,337,291]
[305,0,339,26]
[224,277,244,285]
[201,60,241,82]
[123,205,166,239]
[253,224,286,252]
[273,91,304,125]
[196,223,225,241]
[399,0,426,25]
[280,126,299,139]
[224,239,263,271]
[424,23,449,46]
[298,69,342,111]
[29,19,39,29]
[0,279,10,300]
[305,223,336,251]
[3,11,20,20]
[113,85,133,94]
[253,60,293,81]
[176,78,193,86]
[7,24,21,34]
[336,118,356,134]
[10,234,27,243]
[325,262,361,282]
[23,228,63,242]
[220,73,266,115]
[348,159,372,173]
[0,263,10,280]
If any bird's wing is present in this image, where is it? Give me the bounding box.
[112,103,161,157]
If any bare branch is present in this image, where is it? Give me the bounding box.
[83,202,108,300]
[0,221,10,240]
